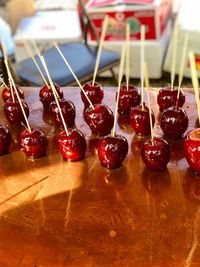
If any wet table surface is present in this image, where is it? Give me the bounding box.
[0,87,199,267]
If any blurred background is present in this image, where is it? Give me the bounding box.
[0,0,197,87]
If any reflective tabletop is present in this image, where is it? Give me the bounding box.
[0,87,199,267]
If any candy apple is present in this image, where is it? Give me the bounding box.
[2,85,24,102]
[39,83,63,109]
[98,134,128,169]
[160,107,188,140]
[84,104,114,136]
[157,86,185,111]
[184,129,200,173]
[117,83,141,115]
[57,128,87,161]
[81,81,103,108]
[141,137,170,171]
[20,128,48,158]
[49,98,75,127]
[130,103,155,136]
[4,99,29,126]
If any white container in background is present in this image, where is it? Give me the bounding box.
[14,10,82,62]
[164,0,200,78]
[86,0,172,41]
[96,20,171,79]
[86,0,172,78]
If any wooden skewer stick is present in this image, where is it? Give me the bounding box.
[54,42,94,109]
[189,52,200,124]
[29,37,42,58]
[126,23,130,90]
[178,34,189,89]
[1,41,15,102]
[170,18,179,90]
[0,75,7,88]
[140,25,145,111]
[112,44,126,137]
[176,34,189,108]
[92,15,109,86]
[40,56,69,136]
[20,36,49,88]
[4,59,31,132]
[144,62,154,145]
[176,34,188,108]
[29,38,59,99]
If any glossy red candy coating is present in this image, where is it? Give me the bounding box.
[84,104,114,136]
[39,83,63,109]
[0,124,11,155]
[2,86,24,102]
[98,134,128,169]
[81,81,103,108]
[160,107,188,140]
[4,99,29,126]
[157,86,185,111]
[141,137,170,171]
[20,128,48,158]
[130,104,155,136]
[57,128,87,161]
[117,84,141,115]
[184,129,200,173]
[49,99,76,127]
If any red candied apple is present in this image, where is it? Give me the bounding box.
[141,137,170,171]
[160,106,188,140]
[157,86,185,111]
[81,81,103,108]
[20,128,48,158]
[4,99,29,126]
[39,83,63,109]
[184,129,200,173]
[84,104,114,136]
[2,85,24,102]
[0,124,11,155]
[117,83,141,115]
[57,128,87,161]
[130,103,155,136]
[49,98,76,127]
[98,134,128,169]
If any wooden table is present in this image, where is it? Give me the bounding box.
[0,87,199,267]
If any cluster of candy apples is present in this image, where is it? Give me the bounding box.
[0,82,198,173]
[157,86,200,174]
[116,84,195,172]
[0,82,113,164]
[0,81,128,168]
[1,85,47,158]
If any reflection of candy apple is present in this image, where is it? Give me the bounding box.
[81,81,103,108]
[184,129,200,173]
[98,134,128,169]
[20,128,48,158]
[0,124,11,155]
[142,168,171,195]
[183,170,200,204]
[57,129,87,162]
